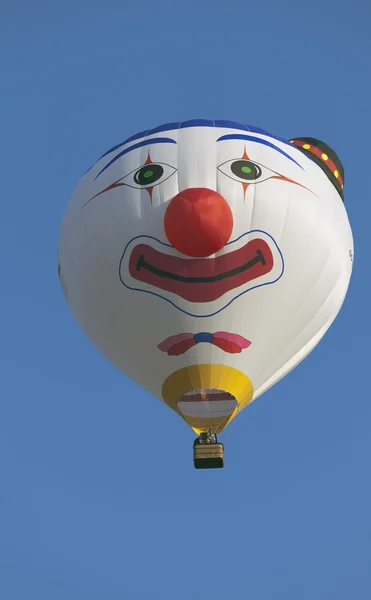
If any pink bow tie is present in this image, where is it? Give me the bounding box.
[158,332,251,356]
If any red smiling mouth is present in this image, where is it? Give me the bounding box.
[128,238,274,302]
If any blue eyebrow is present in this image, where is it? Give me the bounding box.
[217,134,303,170]
[95,137,177,179]
[94,120,292,164]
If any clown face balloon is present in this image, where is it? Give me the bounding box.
[58,120,353,436]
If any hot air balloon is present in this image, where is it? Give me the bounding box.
[58,120,353,469]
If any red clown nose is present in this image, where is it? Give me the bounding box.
[164,188,233,258]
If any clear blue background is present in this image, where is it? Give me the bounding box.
[1,1,370,598]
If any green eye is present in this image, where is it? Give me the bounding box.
[230,160,262,181]
[134,164,164,186]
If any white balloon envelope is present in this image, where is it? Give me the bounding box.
[58,120,353,467]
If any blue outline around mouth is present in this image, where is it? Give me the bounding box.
[118,229,284,318]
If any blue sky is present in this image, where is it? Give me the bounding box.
[1,1,370,598]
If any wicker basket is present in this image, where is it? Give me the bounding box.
[193,443,224,469]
